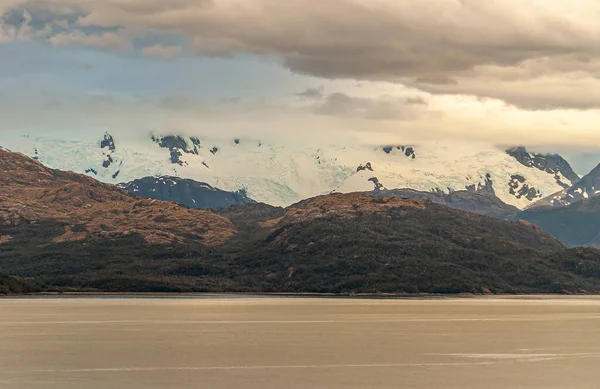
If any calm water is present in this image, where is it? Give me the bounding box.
[1,296,600,388]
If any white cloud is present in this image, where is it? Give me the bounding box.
[3,0,600,108]
[3,79,600,151]
[4,0,600,152]
[48,30,130,51]
[140,44,183,60]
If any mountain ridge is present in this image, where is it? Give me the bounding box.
[531,163,600,208]
[365,188,519,218]
[118,176,255,209]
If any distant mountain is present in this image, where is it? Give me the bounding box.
[531,163,600,208]
[0,131,582,209]
[518,195,600,248]
[365,189,519,218]
[118,176,255,209]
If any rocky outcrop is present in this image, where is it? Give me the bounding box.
[152,135,200,165]
[368,177,384,190]
[100,132,116,168]
[466,173,495,195]
[508,175,541,201]
[382,145,416,159]
[100,133,116,152]
[356,162,374,172]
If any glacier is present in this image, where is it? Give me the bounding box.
[0,129,575,209]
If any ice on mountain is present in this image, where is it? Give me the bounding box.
[0,129,573,209]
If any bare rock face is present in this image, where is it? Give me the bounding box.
[0,149,235,246]
[508,175,541,201]
[100,132,116,168]
[356,162,374,172]
[152,135,199,166]
[100,133,116,152]
[466,173,496,196]
[382,145,416,159]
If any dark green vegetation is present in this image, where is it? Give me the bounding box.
[0,273,38,294]
[3,195,600,295]
[368,187,600,250]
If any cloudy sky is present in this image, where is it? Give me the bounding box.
[3,0,600,170]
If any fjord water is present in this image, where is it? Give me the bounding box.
[1,297,600,389]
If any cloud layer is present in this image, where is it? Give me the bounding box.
[3,0,600,108]
[4,0,600,161]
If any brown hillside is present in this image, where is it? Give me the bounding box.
[0,149,235,246]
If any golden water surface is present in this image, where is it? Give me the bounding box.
[1,296,600,388]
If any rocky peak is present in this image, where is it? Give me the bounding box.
[152,135,200,166]
[356,162,374,172]
[368,177,385,190]
[100,132,116,169]
[465,173,495,195]
[100,132,116,152]
[382,145,416,159]
[506,146,580,188]
[508,174,542,201]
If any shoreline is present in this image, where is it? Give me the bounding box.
[2,292,600,300]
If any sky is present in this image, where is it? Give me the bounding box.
[3,0,600,172]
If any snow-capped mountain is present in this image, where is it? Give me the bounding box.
[0,130,579,209]
[531,163,600,208]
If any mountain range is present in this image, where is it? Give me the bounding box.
[2,148,600,294]
[6,130,600,249]
[0,130,582,209]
